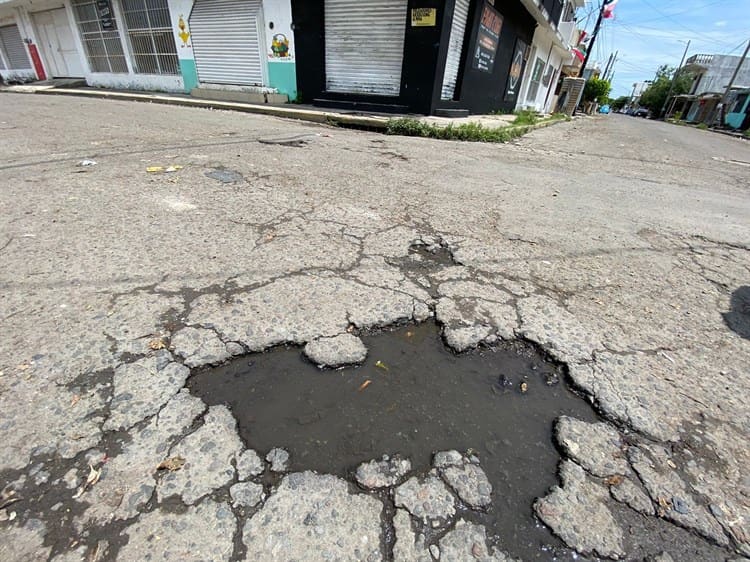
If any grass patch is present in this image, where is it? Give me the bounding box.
[385,119,529,143]
[512,109,540,126]
[697,123,709,130]
[743,129,750,138]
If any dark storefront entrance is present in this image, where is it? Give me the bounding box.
[290,0,536,115]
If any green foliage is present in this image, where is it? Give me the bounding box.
[611,95,630,111]
[638,65,694,114]
[582,77,612,104]
[385,119,527,142]
[512,109,539,125]
[697,123,709,130]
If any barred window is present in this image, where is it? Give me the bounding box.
[72,0,128,73]
[121,0,179,75]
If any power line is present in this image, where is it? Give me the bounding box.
[637,0,743,47]
[621,0,725,26]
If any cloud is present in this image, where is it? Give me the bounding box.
[714,21,728,27]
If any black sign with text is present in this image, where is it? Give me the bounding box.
[472,3,503,74]
[97,0,115,30]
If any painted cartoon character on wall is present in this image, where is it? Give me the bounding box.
[271,34,290,58]
[177,15,190,48]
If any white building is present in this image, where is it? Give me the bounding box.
[516,0,585,113]
[0,0,297,99]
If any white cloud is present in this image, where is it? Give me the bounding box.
[714,20,728,27]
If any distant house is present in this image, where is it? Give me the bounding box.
[668,53,750,127]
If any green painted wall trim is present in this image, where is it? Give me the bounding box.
[268,61,297,101]
[179,59,199,93]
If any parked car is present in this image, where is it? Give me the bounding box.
[633,107,650,118]
[599,104,611,114]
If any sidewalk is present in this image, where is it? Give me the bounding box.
[0,84,563,134]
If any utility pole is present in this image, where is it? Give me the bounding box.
[605,51,618,81]
[660,39,690,119]
[579,2,605,78]
[603,52,614,80]
[718,38,750,127]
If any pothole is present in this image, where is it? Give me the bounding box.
[188,322,598,560]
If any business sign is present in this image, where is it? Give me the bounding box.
[411,8,437,27]
[504,38,528,101]
[472,3,503,73]
[96,0,115,30]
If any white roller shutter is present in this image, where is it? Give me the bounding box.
[325,0,407,96]
[189,0,264,86]
[0,24,32,70]
[440,0,469,100]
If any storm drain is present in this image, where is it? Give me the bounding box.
[189,322,597,560]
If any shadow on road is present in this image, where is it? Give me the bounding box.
[723,286,750,339]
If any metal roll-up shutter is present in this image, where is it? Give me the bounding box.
[440,0,469,100]
[325,0,407,96]
[189,0,264,86]
[0,24,32,70]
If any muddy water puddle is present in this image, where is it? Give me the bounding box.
[189,322,598,560]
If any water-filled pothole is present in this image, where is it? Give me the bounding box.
[188,322,598,560]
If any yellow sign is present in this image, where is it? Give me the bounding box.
[411,8,437,27]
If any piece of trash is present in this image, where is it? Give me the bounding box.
[0,510,16,522]
[70,394,81,407]
[604,474,625,486]
[72,463,102,499]
[666,459,677,469]
[660,351,675,364]
[405,331,414,338]
[156,456,186,472]
[146,165,183,174]
[519,381,528,394]
[77,160,97,167]
[0,491,21,510]
[148,337,167,350]
[374,360,389,371]
[358,380,372,392]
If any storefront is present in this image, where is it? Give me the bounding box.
[1,0,298,99]
[291,0,537,115]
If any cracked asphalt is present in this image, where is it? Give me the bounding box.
[0,94,749,561]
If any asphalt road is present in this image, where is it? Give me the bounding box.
[0,94,748,561]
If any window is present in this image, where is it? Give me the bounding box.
[526,57,545,102]
[72,0,128,73]
[731,93,748,114]
[120,0,179,75]
[0,24,32,70]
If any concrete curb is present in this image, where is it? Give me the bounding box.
[31,88,392,129]
[5,87,568,137]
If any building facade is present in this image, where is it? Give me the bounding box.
[672,53,750,126]
[515,0,584,113]
[292,0,582,115]
[0,0,297,99]
[1,0,582,115]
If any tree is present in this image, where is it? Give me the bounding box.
[611,95,630,110]
[638,65,693,113]
[583,77,612,105]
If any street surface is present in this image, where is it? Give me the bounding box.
[0,94,749,561]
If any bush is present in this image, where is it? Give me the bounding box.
[697,123,708,130]
[583,77,612,105]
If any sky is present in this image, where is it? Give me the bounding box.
[576,0,750,97]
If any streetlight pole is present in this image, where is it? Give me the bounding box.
[660,39,690,119]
